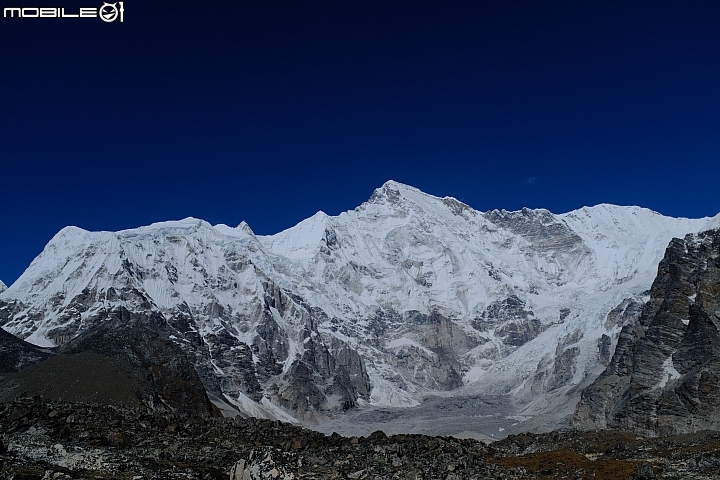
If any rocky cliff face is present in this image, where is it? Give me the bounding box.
[1,181,717,431]
[574,229,720,436]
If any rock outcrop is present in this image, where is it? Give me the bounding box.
[574,229,720,436]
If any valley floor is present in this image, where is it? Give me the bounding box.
[311,393,565,443]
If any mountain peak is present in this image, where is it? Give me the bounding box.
[236,220,256,236]
[309,210,329,221]
[212,220,259,240]
[259,210,331,261]
[381,179,418,190]
[0,279,6,293]
[367,180,430,207]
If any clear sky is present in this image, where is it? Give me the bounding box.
[1,1,719,285]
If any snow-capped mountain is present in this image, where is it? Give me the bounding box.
[1,181,717,427]
[0,280,6,293]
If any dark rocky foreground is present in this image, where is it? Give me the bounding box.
[2,397,720,479]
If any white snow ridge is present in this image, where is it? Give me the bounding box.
[0,180,717,437]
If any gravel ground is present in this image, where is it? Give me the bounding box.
[2,397,720,479]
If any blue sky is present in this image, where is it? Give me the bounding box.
[1,1,720,285]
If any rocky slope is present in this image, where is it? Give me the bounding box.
[1,181,718,433]
[0,327,52,374]
[575,228,720,436]
[0,308,218,418]
[2,397,720,479]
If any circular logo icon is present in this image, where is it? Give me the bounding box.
[99,2,118,22]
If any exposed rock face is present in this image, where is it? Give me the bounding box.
[574,229,720,436]
[477,295,545,348]
[484,208,591,286]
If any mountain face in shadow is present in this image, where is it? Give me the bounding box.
[0,308,219,418]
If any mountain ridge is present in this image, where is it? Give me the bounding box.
[1,181,718,436]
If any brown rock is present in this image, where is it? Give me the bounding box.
[107,431,128,448]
